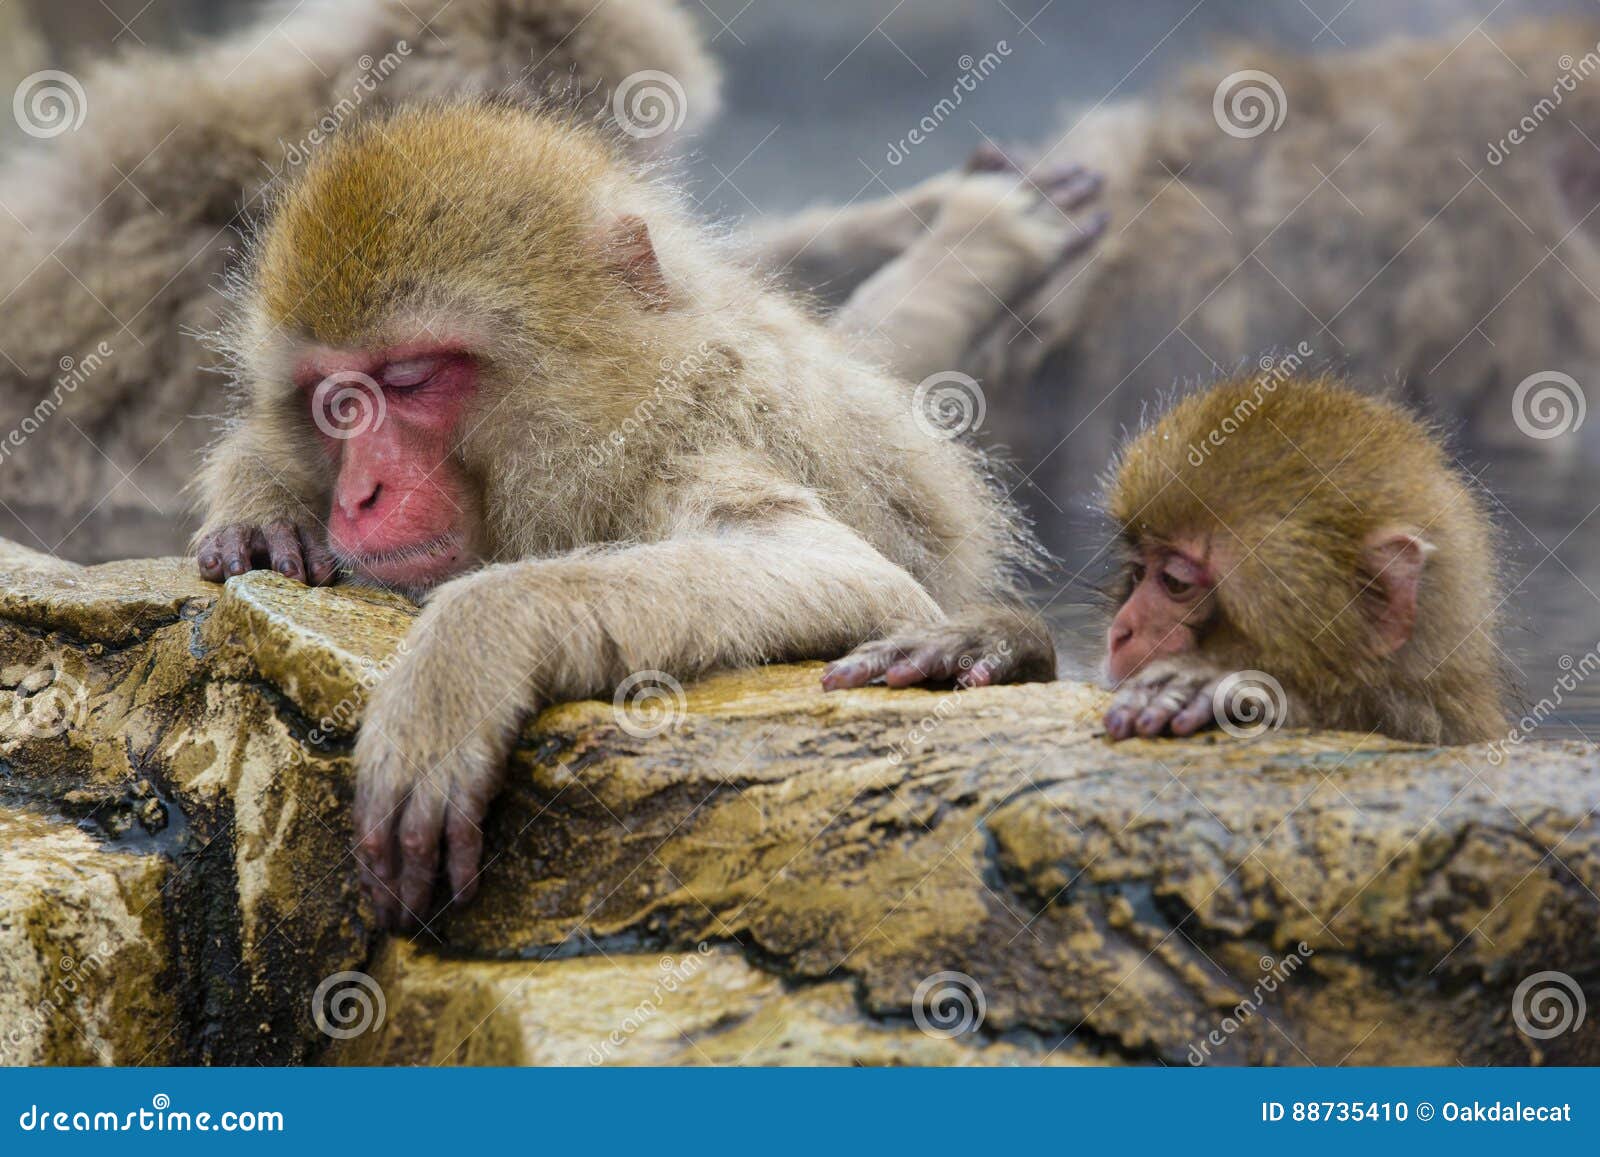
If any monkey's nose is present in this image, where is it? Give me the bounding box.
[337,481,383,521]
[1108,623,1133,653]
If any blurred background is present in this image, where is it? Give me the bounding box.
[3,0,1597,735]
[9,0,1600,208]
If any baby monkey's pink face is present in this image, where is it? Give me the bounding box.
[1105,538,1215,684]
[298,342,483,594]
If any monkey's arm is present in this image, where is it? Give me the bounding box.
[830,169,1106,385]
[749,173,963,306]
[352,470,942,928]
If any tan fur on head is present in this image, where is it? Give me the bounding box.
[1106,374,1506,744]
[254,104,618,343]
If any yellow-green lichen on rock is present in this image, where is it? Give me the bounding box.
[0,807,175,1065]
[0,535,1597,1066]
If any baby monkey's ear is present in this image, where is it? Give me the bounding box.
[1361,528,1436,656]
[599,213,671,309]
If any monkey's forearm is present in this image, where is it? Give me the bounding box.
[418,517,943,705]
[750,174,961,306]
[830,172,1105,385]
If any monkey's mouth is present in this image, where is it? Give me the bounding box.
[337,533,475,593]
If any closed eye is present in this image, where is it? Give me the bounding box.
[382,358,443,390]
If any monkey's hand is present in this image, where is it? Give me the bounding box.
[1103,659,1230,741]
[352,580,525,930]
[822,608,1056,691]
[195,520,338,585]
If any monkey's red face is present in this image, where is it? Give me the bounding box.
[300,344,483,593]
[1106,541,1214,683]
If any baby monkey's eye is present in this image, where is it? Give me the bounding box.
[1161,571,1195,598]
[1130,562,1148,584]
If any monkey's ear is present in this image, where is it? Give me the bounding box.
[600,214,670,309]
[1361,529,1435,656]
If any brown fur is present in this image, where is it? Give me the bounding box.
[1105,374,1506,744]
[0,0,719,561]
[198,103,1042,925]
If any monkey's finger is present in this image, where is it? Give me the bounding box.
[262,521,306,581]
[966,142,1018,174]
[356,857,403,932]
[353,777,406,920]
[445,799,487,906]
[1104,705,1137,740]
[1057,210,1110,263]
[1042,169,1100,212]
[196,532,227,582]
[209,525,255,579]
[1170,692,1217,737]
[956,655,1000,689]
[1134,707,1177,738]
[1104,684,1153,740]
[1135,680,1195,737]
[299,527,339,586]
[396,785,447,928]
[821,643,903,691]
[884,643,961,687]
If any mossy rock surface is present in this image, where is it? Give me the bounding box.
[1,537,1596,1065]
